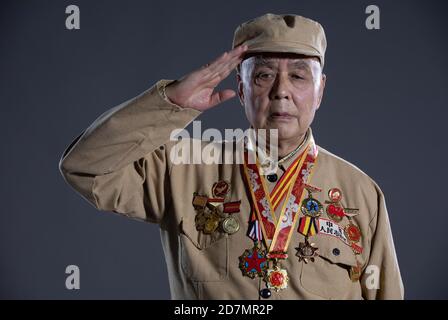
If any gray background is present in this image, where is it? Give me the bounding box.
[1,0,447,299]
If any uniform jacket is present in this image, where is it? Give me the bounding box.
[59,80,404,300]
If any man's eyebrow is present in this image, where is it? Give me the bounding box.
[252,57,312,71]
[288,60,311,70]
[253,57,276,68]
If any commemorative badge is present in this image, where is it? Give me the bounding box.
[345,218,363,254]
[328,188,342,202]
[325,188,360,221]
[345,223,362,242]
[212,180,230,199]
[326,203,345,222]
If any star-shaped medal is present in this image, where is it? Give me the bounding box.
[295,240,319,263]
[239,244,268,279]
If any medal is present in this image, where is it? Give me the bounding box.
[295,238,319,263]
[242,131,319,295]
[238,243,268,279]
[194,209,208,231]
[345,223,362,242]
[326,203,345,222]
[345,216,363,254]
[203,212,221,234]
[325,188,360,221]
[265,266,288,291]
[300,193,323,218]
[221,216,240,234]
[350,262,362,282]
[328,188,342,202]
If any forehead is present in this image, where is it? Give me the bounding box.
[244,53,319,69]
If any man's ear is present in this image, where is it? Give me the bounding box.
[237,72,244,107]
[316,73,326,110]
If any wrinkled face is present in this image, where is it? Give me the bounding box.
[237,53,326,142]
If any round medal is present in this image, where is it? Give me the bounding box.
[301,197,323,217]
[221,216,240,234]
[345,224,362,242]
[328,188,342,202]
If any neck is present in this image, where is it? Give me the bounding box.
[278,133,307,158]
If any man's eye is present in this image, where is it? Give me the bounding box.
[256,72,274,80]
[291,74,304,80]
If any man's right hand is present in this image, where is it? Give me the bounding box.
[164,45,248,111]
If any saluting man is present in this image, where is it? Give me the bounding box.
[59,13,404,299]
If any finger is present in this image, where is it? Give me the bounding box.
[196,45,248,85]
[209,89,236,107]
[213,52,246,81]
[205,47,247,82]
[206,45,248,73]
[213,45,248,72]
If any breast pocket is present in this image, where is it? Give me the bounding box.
[300,236,362,299]
[179,217,228,282]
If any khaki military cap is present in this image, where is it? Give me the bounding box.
[232,13,327,67]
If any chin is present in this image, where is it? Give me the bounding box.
[270,125,298,141]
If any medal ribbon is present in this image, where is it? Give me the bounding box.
[243,135,318,253]
[247,152,303,240]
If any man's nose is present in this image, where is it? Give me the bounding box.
[269,73,292,100]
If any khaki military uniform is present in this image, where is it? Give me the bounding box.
[59,79,404,300]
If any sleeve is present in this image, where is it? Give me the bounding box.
[361,184,405,299]
[59,79,201,223]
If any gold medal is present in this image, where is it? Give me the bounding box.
[221,216,240,234]
[203,213,221,234]
[194,210,208,231]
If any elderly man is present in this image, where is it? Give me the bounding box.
[59,13,404,299]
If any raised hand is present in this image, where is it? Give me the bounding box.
[164,45,248,111]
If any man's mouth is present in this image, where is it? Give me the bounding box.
[269,112,294,120]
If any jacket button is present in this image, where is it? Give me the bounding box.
[260,288,271,299]
[332,248,340,256]
[267,174,278,182]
